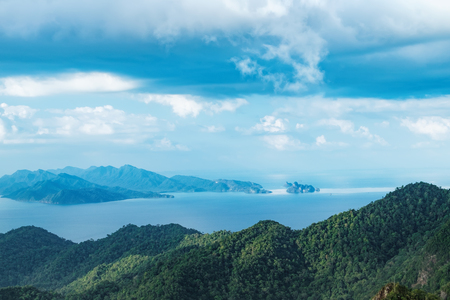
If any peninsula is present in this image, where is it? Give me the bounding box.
[0,165,271,205]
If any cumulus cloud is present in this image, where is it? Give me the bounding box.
[207,98,248,114]
[231,57,290,91]
[142,94,203,117]
[1,103,37,119]
[232,57,258,76]
[35,105,160,138]
[377,121,390,127]
[150,138,189,151]
[0,103,184,145]
[252,115,288,133]
[201,125,225,133]
[262,134,304,151]
[0,72,138,97]
[316,135,326,146]
[314,135,347,147]
[319,118,387,145]
[279,95,450,117]
[1,1,450,90]
[2,0,449,42]
[142,94,248,117]
[401,117,450,140]
[0,119,5,141]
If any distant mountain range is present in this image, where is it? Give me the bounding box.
[0,165,271,204]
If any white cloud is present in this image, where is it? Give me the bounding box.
[252,115,288,133]
[143,94,203,117]
[320,118,354,134]
[0,119,5,141]
[2,0,450,91]
[0,72,138,97]
[295,123,305,129]
[207,98,248,113]
[231,57,258,76]
[231,57,303,91]
[150,138,189,151]
[3,0,449,43]
[2,138,47,144]
[54,105,125,135]
[277,95,450,118]
[35,105,160,137]
[364,40,450,64]
[1,103,37,120]
[316,135,326,146]
[377,121,390,127]
[201,125,225,133]
[319,118,387,145]
[202,35,217,44]
[262,134,304,151]
[401,117,450,140]
[411,141,438,149]
[142,94,248,117]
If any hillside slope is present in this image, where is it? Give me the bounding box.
[2,182,450,299]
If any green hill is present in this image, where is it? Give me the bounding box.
[2,182,450,299]
[0,226,74,287]
[0,286,63,300]
[0,224,200,291]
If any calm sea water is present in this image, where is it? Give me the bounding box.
[0,189,392,242]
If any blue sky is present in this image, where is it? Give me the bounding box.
[1,0,450,188]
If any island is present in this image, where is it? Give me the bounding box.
[0,165,271,205]
[284,181,320,193]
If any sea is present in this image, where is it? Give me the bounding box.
[0,187,393,242]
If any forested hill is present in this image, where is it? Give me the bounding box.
[2,182,450,299]
[0,224,200,290]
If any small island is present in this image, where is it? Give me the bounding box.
[285,181,320,193]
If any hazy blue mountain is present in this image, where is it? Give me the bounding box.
[47,166,86,177]
[169,175,230,192]
[166,176,271,193]
[0,165,271,201]
[2,173,173,204]
[155,177,200,192]
[7,188,130,205]
[215,179,272,193]
[0,169,57,194]
[54,165,169,192]
[46,165,271,193]
[285,181,319,193]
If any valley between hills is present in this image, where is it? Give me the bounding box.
[1,182,450,299]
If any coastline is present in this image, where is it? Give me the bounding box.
[269,187,396,195]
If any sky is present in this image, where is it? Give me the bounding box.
[1,0,450,188]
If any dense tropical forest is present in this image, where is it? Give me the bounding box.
[2,182,450,299]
